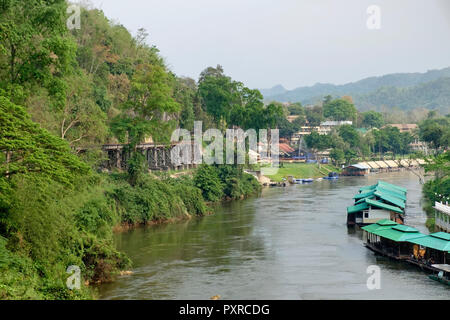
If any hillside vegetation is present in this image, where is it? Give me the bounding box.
[0,2,262,299]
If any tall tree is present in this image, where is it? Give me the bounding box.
[0,0,75,107]
[361,111,384,128]
[338,124,360,148]
[305,105,324,126]
[323,98,357,121]
[198,65,235,127]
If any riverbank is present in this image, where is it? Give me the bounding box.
[264,162,340,182]
[419,152,450,232]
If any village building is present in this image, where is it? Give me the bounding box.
[341,163,370,176]
[319,120,353,134]
[434,202,450,233]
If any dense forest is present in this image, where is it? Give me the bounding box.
[0,2,267,299]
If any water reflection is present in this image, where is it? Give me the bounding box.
[98,171,449,299]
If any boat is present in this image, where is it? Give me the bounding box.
[301,178,314,183]
[428,264,450,286]
[269,181,287,187]
[323,172,339,180]
[292,179,303,184]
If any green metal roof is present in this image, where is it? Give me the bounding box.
[354,190,375,200]
[355,196,374,204]
[358,181,407,196]
[376,219,399,226]
[348,198,404,214]
[361,219,398,233]
[370,226,425,242]
[392,225,418,232]
[376,187,407,201]
[347,202,369,214]
[376,185,407,198]
[431,232,450,241]
[373,191,406,209]
[407,232,450,252]
[378,180,408,193]
[365,198,404,214]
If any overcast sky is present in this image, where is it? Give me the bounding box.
[87,0,450,90]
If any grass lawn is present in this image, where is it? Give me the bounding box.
[265,162,340,182]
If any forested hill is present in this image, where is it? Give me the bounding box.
[262,68,450,114]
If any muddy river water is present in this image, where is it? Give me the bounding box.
[98,171,449,299]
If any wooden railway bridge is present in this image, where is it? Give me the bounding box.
[101,142,200,171]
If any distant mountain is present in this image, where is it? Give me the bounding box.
[355,77,450,114]
[259,84,287,97]
[262,67,450,113]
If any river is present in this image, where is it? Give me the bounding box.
[98,171,449,299]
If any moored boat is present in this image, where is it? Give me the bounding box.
[323,172,339,180]
[429,264,450,286]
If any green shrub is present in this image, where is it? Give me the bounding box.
[193,165,224,202]
[111,175,189,224]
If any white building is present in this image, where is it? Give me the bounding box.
[319,121,353,134]
[434,201,450,232]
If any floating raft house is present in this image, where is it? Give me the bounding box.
[347,181,407,226]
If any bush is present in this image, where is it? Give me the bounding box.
[111,175,189,224]
[193,165,224,202]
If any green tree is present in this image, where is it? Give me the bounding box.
[198,65,235,127]
[287,102,305,116]
[0,0,75,108]
[174,77,198,131]
[323,98,357,121]
[0,96,89,186]
[111,62,179,184]
[305,105,324,126]
[112,63,179,145]
[330,148,345,165]
[304,131,331,156]
[338,124,360,148]
[419,117,450,151]
[361,111,384,128]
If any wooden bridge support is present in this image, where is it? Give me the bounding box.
[102,143,199,172]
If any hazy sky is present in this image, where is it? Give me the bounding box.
[87,0,450,89]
